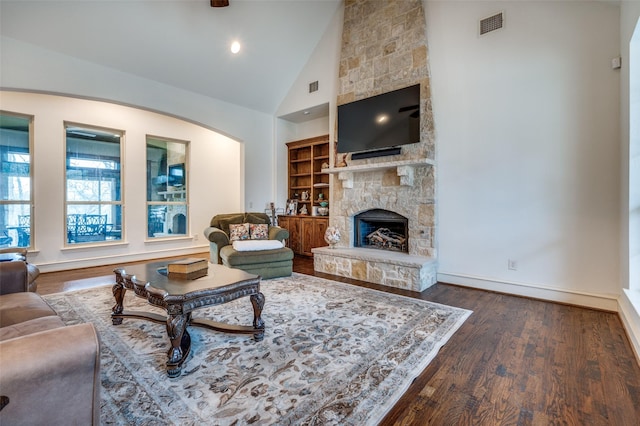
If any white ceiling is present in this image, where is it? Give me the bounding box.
[0,0,341,114]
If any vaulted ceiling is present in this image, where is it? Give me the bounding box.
[0,0,342,113]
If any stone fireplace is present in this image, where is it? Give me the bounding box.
[312,0,437,292]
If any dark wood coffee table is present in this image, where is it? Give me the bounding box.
[111,261,264,377]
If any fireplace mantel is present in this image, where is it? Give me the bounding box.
[322,158,435,188]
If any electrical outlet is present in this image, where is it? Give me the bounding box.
[508,259,518,271]
[193,234,199,241]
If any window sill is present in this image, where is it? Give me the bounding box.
[144,235,195,244]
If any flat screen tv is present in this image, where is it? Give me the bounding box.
[337,84,420,155]
[168,163,185,187]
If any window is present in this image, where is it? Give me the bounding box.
[0,113,33,248]
[630,17,640,291]
[146,137,188,238]
[65,124,123,244]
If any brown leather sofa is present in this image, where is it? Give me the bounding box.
[0,247,40,292]
[0,261,101,425]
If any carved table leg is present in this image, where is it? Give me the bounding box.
[166,313,191,378]
[250,292,265,341]
[111,279,125,325]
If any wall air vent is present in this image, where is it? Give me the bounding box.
[309,81,319,93]
[479,12,504,36]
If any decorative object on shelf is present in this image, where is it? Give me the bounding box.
[301,191,310,201]
[336,152,348,168]
[318,193,324,200]
[324,226,341,248]
[321,162,329,169]
[285,199,298,216]
[319,201,329,207]
[317,207,329,216]
[264,202,284,226]
[299,205,308,215]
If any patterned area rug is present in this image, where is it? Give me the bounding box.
[44,272,471,425]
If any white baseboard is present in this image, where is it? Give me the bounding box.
[35,245,210,273]
[619,290,640,365]
[437,272,619,312]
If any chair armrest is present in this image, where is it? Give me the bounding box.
[204,227,230,264]
[0,262,29,295]
[0,323,101,425]
[269,226,289,242]
[204,227,230,247]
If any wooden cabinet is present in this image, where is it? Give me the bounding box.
[286,135,330,215]
[282,135,330,256]
[278,215,328,256]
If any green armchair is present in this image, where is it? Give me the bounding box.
[204,212,293,279]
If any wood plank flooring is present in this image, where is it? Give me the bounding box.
[36,254,640,425]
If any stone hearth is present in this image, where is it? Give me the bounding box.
[314,247,437,292]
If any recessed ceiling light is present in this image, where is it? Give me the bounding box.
[303,111,310,115]
[230,41,241,54]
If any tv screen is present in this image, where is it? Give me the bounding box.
[168,163,185,187]
[337,84,420,154]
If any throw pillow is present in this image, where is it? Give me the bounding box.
[218,215,245,236]
[229,223,250,241]
[249,223,269,240]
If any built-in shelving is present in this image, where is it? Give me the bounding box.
[286,135,330,211]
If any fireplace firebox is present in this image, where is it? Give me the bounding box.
[354,209,408,253]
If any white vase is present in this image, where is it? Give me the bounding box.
[324,226,341,248]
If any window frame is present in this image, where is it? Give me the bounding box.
[145,135,189,240]
[64,122,124,246]
[0,111,35,250]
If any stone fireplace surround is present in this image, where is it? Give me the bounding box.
[313,159,437,292]
[312,0,437,293]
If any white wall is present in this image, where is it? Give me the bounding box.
[426,1,621,309]
[1,91,241,272]
[274,5,343,209]
[0,36,275,211]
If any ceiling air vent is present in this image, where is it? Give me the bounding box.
[479,12,504,36]
[309,81,319,93]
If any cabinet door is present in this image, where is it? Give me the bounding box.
[288,217,301,254]
[278,216,291,248]
[313,218,329,249]
[301,217,315,256]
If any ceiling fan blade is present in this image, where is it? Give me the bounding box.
[398,104,419,113]
[210,0,229,7]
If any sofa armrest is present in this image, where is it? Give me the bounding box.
[0,248,27,260]
[269,226,289,242]
[0,262,29,295]
[0,323,100,425]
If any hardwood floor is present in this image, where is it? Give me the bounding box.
[36,254,640,425]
